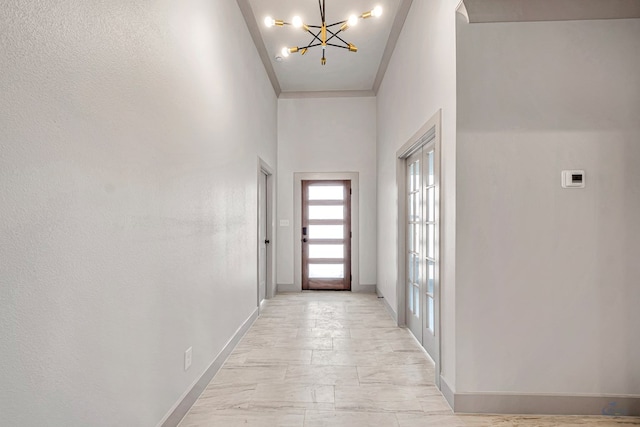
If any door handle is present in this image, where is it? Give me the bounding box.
[302,238,307,243]
[265,239,270,244]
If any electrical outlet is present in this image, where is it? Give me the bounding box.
[184,347,192,371]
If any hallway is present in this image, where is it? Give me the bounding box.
[178,293,638,427]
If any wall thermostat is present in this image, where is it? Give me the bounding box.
[562,170,585,188]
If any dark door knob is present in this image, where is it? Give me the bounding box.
[302,238,308,243]
[265,239,270,244]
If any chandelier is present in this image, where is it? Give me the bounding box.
[264,0,383,66]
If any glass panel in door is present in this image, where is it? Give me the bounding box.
[423,146,438,362]
[406,151,423,342]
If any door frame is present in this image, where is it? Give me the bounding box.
[257,157,275,311]
[301,180,352,291]
[294,172,360,292]
[395,110,442,387]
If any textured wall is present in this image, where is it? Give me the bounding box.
[0,0,276,425]
[456,18,640,395]
[276,97,377,289]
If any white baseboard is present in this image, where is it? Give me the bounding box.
[440,375,455,410]
[376,289,397,323]
[440,375,639,416]
[276,283,376,293]
[277,283,300,293]
[158,308,259,427]
[453,392,640,416]
[351,283,377,293]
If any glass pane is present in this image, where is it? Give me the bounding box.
[414,255,420,283]
[427,296,434,332]
[309,225,343,239]
[408,256,414,282]
[408,283,414,314]
[309,244,344,259]
[427,187,435,222]
[414,286,420,316]
[408,163,415,191]
[427,224,435,258]
[309,186,344,200]
[414,160,421,192]
[409,193,415,220]
[309,205,344,220]
[427,150,434,186]
[309,264,344,278]
[408,223,414,252]
[427,260,435,295]
[414,224,421,252]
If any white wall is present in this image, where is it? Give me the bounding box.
[277,97,377,290]
[456,19,640,395]
[0,0,276,425]
[376,0,459,387]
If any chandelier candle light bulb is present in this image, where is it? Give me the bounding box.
[264,1,382,66]
[340,14,359,32]
[265,17,284,27]
[292,15,303,28]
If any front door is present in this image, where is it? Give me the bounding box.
[301,180,351,290]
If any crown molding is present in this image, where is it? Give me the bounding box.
[279,90,375,99]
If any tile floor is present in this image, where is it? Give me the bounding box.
[179,292,639,427]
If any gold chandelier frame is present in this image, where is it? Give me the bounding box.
[264,0,382,65]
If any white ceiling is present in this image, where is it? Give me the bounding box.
[238,0,640,97]
[242,0,409,95]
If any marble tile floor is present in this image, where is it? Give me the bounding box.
[179,292,639,427]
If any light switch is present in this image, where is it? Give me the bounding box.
[562,170,585,189]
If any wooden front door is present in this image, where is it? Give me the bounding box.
[301,180,351,290]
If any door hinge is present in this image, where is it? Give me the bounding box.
[350,274,352,283]
[350,188,352,195]
[350,231,352,238]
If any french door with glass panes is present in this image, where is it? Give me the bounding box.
[406,142,438,361]
[301,180,351,290]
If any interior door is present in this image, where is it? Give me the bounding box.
[258,171,268,304]
[301,180,351,291]
[405,142,439,363]
[422,145,438,361]
[406,150,423,342]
